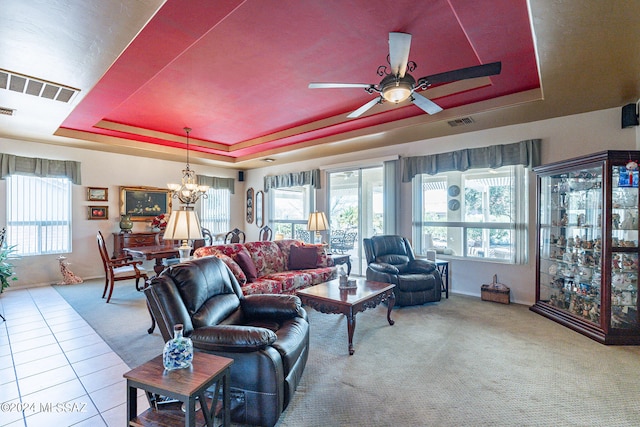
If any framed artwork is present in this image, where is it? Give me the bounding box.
[88,206,108,220]
[87,187,108,201]
[255,190,264,228]
[246,188,254,224]
[120,186,172,221]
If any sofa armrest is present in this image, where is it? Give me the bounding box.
[191,325,277,352]
[368,262,399,274]
[241,294,305,320]
[408,259,436,274]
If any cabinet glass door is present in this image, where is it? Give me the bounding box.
[539,167,603,324]
[611,165,639,328]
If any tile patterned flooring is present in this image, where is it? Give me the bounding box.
[0,285,149,426]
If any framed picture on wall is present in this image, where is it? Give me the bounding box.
[120,186,172,221]
[246,188,254,224]
[87,187,108,201]
[88,206,108,220]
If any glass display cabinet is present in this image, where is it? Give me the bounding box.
[532,151,640,344]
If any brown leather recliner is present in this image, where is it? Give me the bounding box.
[363,235,442,306]
[144,256,309,427]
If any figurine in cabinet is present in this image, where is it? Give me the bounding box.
[589,303,599,322]
[612,213,621,229]
[620,210,636,230]
[560,213,569,226]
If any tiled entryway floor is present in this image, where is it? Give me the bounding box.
[0,285,149,426]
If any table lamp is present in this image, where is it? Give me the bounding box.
[307,211,329,244]
[163,206,203,261]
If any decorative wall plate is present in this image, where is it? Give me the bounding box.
[448,185,460,197]
[448,199,460,211]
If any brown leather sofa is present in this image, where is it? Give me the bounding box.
[144,256,309,427]
[363,235,442,306]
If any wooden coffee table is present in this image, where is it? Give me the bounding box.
[297,278,395,355]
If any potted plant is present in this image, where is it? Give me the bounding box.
[0,245,18,293]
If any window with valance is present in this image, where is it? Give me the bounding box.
[0,153,82,184]
[406,139,541,264]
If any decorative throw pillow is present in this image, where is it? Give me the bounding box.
[289,245,318,270]
[234,251,258,283]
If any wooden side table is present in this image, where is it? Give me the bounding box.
[124,352,233,427]
[434,259,449,298]
[330,254,351,275]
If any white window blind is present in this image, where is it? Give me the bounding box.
[199,188,230,235]
[6,175,72,255]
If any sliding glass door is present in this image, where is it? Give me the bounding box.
[328,166,383,275]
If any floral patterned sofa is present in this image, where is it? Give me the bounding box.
[193,239,337,295]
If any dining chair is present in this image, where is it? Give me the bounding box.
[224,228,246,244]
[259,225,273,241]
[97,231,148,303]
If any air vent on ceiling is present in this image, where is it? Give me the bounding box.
[0,106,16,116]
[0,68,79,103]
[447,117,475,127]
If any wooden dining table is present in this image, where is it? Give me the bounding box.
[124,245,180,275]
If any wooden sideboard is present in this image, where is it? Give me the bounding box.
[112,231,171,258]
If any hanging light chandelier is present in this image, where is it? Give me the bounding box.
[167,127,209,205]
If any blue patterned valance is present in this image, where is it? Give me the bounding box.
[402,139,541,182]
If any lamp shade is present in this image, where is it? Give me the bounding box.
[163,207,203,242]
[307,211,329,232]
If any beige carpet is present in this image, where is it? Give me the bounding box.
[56,279,640,426]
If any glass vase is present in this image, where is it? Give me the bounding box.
[163,324,193,370]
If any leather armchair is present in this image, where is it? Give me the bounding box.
[363,235,442,306]
[144,256,309,427]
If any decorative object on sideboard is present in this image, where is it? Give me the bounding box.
[167,127,209,205]
[150,213,168,232]
[119,214,133,233]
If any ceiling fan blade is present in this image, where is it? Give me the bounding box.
[420,61,502,86]
[309,82,372,89]
[412,92,443,115]
[389,32,412,78]
[347,97,382,118]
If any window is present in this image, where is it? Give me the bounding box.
[6,175,72,256]
[199,188,231,235]
[413,165,528,264]
[270,186,312,240]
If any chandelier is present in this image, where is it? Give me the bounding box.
[167,127,209,205]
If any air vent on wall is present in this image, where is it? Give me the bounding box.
[0,106,16,116]
[0,68,79,103]
[447,117,475,127]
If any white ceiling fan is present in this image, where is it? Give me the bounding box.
[309,32,502,118]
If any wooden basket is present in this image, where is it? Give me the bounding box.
[481,274,510,304]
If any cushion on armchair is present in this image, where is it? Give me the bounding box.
[190,325,277,352]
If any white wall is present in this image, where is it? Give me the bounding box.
[248,107,637,305]
[0,138,243,289]
[3,107,636,302]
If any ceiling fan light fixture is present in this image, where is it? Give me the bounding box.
[380,74,415,104]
